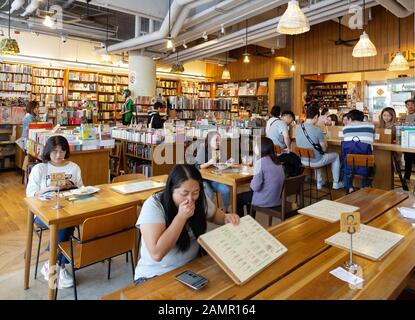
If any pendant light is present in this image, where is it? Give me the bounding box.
[242,19,250,63]
[0,0,20,55]
[277,0,310,35]
[222,51,231,80]
[166,0,173,49]
[43,0,54,28]
[290,35,296,72]
[388,18,409,71]
[171,51,184,73]
[101,8,112,63]
[352,0,377,58]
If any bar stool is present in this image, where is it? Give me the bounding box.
[296,147,332,205]
[345,154,375,193]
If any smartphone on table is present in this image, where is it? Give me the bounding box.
[175,270,208,290]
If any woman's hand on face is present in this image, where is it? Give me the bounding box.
[177,199,195,220]
[224,213,240,225]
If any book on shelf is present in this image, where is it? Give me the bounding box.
[0,106,11,124]
[198,215,288,285]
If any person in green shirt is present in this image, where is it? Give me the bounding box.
[120,89,134,125]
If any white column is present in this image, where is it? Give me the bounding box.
[128,51,156,97]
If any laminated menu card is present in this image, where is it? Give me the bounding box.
[198,215,287,285]
[325,224,404,261]
[298,199,359,223]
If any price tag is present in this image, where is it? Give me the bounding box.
[385,129,392,135]
[338,131,344,138]
[375,133,380,140]
[340,212,361,234]
[50,172,66,188]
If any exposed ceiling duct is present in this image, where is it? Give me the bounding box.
[100,0,218,54]
[375,0,414,17]
[160,0,379,65]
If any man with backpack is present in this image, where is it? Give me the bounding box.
[295,105,344,190]
[341,109,375,193]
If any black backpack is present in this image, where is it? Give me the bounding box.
[277,152,304,177]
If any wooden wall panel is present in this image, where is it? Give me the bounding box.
[206,6,415,116]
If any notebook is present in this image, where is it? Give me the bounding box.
[198,215,288,285]
[298,200,359,223]
[111,180,165,195]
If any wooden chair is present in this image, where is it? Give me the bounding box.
[112,173,146,183]
[250,174,306,227]
[296,147,332,205]
[346,154,375,192]
[57,206,137,300]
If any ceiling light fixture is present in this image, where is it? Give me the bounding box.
[43,0,54,28]
[220,24,225,35]
[277,0,310,35]
[21,0,40,17]
[243,19,250,63]
[166,0,174,49]
[352,0,377,58]
[101,8,112,63]
[0,0,20,55]
[171,51,184,73]
[202,31,208,41]
[290,35,295,72]
[221,51,231,80]
[388,17,409,71]
[182,40,187,49]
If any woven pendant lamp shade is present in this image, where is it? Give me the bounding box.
[352,31,377,57]
[277,0,310,35]
[388,51,409,71]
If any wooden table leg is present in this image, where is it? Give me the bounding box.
[24,209,34,289]
[232,183,237,214]
[47,224,59,300]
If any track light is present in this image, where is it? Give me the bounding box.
[290,62,296,72]
[172,46,176,52]
[202,32,208,41]
[243,53,250,63]
[61,35,67,43]
[43,15,54,28]
[271,47,275,54]
[183,40,187,49]
[220,24,225,35]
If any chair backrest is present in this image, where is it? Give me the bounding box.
[112,173,146,183]
[346,154,375,167]
[296,147,315,160]
[78,206,137,267]
[281,174,306,220]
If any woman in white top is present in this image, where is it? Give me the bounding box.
[26,135,83,289]
[134,164,239,284]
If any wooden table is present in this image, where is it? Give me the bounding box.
[200,166,253,212]
[253,196,415,300]
[102,188,408,300]
[24,175,167,300]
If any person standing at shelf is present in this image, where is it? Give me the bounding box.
[403,99,415,181]
[22,101,40,144]
[120,89,134,126]
[148,101,164,129]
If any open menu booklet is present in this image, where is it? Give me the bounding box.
[198,215,287,285]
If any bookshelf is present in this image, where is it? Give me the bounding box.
[308,81,348,109]
[0,63,32,99]
[67,70,98,108]
[32,67,65,122]
[156,79,178,97]
[0,124,16,170]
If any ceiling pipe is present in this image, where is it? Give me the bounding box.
[396,0,414,11]
[160,0,378,65]
[158,0,288,51]
[375,0,413,17]
[100,0,216,54]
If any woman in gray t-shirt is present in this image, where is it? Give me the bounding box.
[134,164,240,283]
